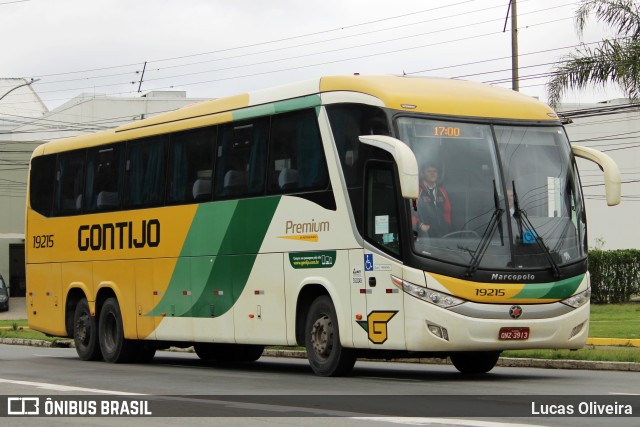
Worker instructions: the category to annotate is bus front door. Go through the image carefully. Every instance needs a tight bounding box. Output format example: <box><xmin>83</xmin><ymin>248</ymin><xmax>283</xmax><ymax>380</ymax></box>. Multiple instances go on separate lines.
<box><xmin>361</xmin><ymin>161</ymin><xmax>406</xmax><ymax>350</ymax></box>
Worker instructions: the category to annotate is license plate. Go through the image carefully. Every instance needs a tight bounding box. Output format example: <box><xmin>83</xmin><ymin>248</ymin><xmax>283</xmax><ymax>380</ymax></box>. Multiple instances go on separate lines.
<box><xmin>499</xmin><ymin>327</ymin><xmax>530</xmax><ymax>340</ymax></box>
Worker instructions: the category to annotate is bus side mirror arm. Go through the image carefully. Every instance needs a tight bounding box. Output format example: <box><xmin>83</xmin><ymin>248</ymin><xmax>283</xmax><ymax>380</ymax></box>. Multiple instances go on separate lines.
<box><xmin>571</xmin><ymin>144</ymin><xmax>621</xmax><ymax>206</ymax></box>
<box><xmin>359</xmin><ymin>135</ymin><xmax>419</xmax><ymax>199</ymax></box>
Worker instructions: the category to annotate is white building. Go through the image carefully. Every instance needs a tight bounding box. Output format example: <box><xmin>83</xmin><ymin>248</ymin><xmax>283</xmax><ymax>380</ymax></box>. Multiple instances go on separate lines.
<box><xmin>559</xmin><ymin>99</ymin><xmax>640</xmax><ymax>251</ymax></box>
<box><xmin>0</xmin><ymin>81</ymin><xmax>206</xmax><ymax>295</ymax></box>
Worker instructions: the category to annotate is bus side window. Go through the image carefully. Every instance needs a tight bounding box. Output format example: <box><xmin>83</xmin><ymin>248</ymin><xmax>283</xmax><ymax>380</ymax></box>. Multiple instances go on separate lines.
<box><xmin>268</xmin><ymin>109</ymin><xmax>327</xmax><ymax>194</ymax></box>
<box><xmin>168</xmin><ymin>127</ymin><xmax>216</xmax><ymax>203</ymax></box>
<box><xmin>326</xmin><ymin>104</ymin><xmax>389</xmax><ymax>189</ymax></box>
<box><xmin>85</xmin><ymin>145</ymin><xmax>124</xmax><ymax>212</ymax></box>
<box><xmin>53</xmin><ymin>150</ymin><xmax>85</xmax><ymax>216</ymax></box>
<box><xmin>214</xmin><ymin>119</ymin><xmax>268</xmax><ymax>198</ymax></box>
<box><xmin>29</xmin><ymin>154</ymin><xmax>56</xmax><ymax>217</ymax></box>
<box><xmin>125</xmin><ymin>137</ymin><xmax>167</xmax><ymax>208</ymax></box>
<box><xmin>365</xmin><ymin>161</ymin><xmax>401</xmax><ymax>257</ymax></box>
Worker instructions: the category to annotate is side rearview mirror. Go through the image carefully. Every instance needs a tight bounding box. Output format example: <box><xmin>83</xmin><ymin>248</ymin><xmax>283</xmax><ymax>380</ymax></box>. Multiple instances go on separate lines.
<box><xmin>571</xmin><ymin>144</ymin><xmax>621</xmax><ymax>206</ymax></box>
<box><xmin>359</xmin><ymin>135</ymin><xmax>419</xmax><ymax>199</ymax></box>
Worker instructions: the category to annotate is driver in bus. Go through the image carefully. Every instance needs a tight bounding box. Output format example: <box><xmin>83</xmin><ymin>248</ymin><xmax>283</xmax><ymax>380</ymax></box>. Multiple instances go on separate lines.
<box><xmin>413</xmin><ymin>162</ymin><xmax>451</xmax><ymax>238</ymax></box>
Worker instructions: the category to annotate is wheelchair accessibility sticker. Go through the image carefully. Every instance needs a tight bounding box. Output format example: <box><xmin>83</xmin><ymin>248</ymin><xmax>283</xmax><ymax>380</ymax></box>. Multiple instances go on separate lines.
<box><xmin>364</xmin><ymin>254</ymin><xmax>374</xmax><ymax>271</ymax></box>
<box><xmin>364</xmin><ymin>253</ymin><xmax>391</xmax><ymax>272</ymax></box>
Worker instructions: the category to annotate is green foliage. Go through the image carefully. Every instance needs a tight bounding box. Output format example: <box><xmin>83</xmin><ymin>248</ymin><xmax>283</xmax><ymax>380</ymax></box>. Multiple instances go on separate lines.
<box><xmin>503</xmin><ymin>347</ymin><xmax>640</xmax><ymax>363</ymax></box>
<box><xmin>590</xmin><ymin>303</ymin><xmax>640</xmax><ymax>337</ymax></box>
<box><xmin>589</xmin><ymin>249</ymin><xmax>640</xmax><ymax>303</ymax></box>
<box><xmin>546</xmin><ymin>0</ymin><xmax>640</xmax><ymax>108</ymax></box>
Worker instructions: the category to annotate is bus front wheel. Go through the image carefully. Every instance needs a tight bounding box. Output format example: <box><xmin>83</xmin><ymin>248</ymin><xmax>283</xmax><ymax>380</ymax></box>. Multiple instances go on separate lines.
<box><xmin>73</xmin><ymin>298</ymin><xmax>102</xmax><ymax>361</ymax></box>
<box><xmin>450</xmin><ymin>351</ymin><xmax>501</xmax><ymax>374</ymax></box>
<box><xmin>98</xmin><ymin>297</ymin><xmax>137</xmax><ymax>363</ymax></box>
<box><xmin>304</xmin><ymin>295</ymin><xmax>356</xmax><ymax>377</ymax></box>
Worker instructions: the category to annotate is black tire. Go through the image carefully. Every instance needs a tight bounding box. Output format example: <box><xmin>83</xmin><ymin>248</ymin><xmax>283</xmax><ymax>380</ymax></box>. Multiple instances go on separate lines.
<box><xmin>194</xmin><ymin>343</ymin><xmax>264</xmax><ymax>362</ymax></box>
<box><xmin>450</xmin><ymin>351</ymin><xmax>501</xmax><ymax>374</ymax></box>
<box><xmin>98</xmin><ymin>297</ymin><xmax>137</xmax><ymax>363</ymax></box>
<box><xmin>194</xmin><ymin>343</ymin><xmax>216</xmax><ymax>360</ymax></box>
<box><xmin>73</xmin><ymin>298</ymin><xmax>102</xmax><ymax>361</ymax></box>
<box><xmin>305</xmin><ymin>295</ymin><xmax>356</xmax><ymax>377</ymax></box>
<box><xmin>134</xmin><ymin>341</ymin><xmax>157</xmax><ymax>363</ymax></box>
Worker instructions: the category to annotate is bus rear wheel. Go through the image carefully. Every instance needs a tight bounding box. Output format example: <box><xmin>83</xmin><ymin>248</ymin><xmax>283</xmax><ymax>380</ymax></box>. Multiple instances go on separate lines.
<box><xmin>98</xmin><ymin>297</ymin><xmax>138</xmax><ymax>363</ymax></box>
<box><xmin>134</xmin><ymin>342</ymin><xmax>156</xmax><ymax>363</ymax></box>
<box><xmin>194</xmin><ymin>343</ymin><xmax>264</xmax><ymax>362</ymax></box>
<box><xmin>450</xmin><ymin>351</ymin><xmax>501</xmax><ymax>374</ymax></box>
<box><xmin>305</xmin><ymin>295</ymin><xmax>356</xmax><ymax>377</ymax></box>
<box><xmin>73</xmin><ymin>298</ymin><xmax>102</xmax><ymax>361</ymax></box>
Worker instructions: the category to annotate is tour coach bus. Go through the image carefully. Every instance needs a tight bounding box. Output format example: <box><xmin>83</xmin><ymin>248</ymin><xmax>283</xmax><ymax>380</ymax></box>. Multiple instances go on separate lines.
<box><xmin>26</xmin><ymin>75</ymin><xmax>620</xmax><ymax>376</ymax></box>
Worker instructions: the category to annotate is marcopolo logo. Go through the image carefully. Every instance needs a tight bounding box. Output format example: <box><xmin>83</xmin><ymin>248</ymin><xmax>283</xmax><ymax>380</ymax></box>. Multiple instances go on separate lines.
<box><xmin>491</xmin><ymin>273</ymin><xmax>536</xmax><ymax>282</ymax></box>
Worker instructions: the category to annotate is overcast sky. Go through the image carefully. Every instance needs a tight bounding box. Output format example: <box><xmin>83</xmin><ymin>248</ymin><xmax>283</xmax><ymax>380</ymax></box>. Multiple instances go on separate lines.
<box><xmin>1</xmin><ymin>0</ymin><xmax>627</xmax><ymax>110</ymax></box>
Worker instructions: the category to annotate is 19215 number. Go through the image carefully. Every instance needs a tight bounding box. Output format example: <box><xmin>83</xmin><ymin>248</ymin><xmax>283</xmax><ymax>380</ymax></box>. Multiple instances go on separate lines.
<box><xmin>33</xmin><ymin>234</ymin><xmax>54</xmax><ymax>249</ymax></box>
<box><xmin>475</xmin><ymin>288</ymin><xmax>506</xmax><ymax>297</ymax></box>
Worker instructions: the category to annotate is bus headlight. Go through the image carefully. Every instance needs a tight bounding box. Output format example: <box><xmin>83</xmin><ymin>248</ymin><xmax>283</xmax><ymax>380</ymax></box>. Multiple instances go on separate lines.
<box><xmin>391</xmin><ymin>276</ymin><xmax>465</xmax><ymax>308</ymax></box>
<box><xmin>0</xmin><ymin>295</ymin><xmax>7</xmax><ymax>302</ymax></box>
<box><xmin>561</xmin><ymin>287</ymin><xmax>591</xmax><ymax>308</ymax></box>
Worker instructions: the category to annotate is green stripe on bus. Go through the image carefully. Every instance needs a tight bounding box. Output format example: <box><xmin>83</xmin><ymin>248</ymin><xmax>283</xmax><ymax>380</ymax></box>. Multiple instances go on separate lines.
<box><xmin>233</xmin><ymin>95</ymin><xmax>321</xmax><ymax>121</ymax></box>
<box><xmin>147</xmin><ymin>196</ymin><xmax>281</xmax><ymax>318</ymax></box>
<box><xmin>512</xmin><ymin>274</ymin><xmax>584</xmax><ymax>300</ymax></box>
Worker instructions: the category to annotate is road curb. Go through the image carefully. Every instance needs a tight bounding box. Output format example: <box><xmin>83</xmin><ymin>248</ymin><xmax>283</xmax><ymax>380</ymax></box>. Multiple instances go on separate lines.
<box><xmin>262</xmin><ymin>349</ymin><xmax>640</xmax><ymax>372</ymax></box>
<box><xmin>587</xmin><ymin>337</ymin><xmax>640</xmax><ymax>347</ymax></box>
<box><xmin>2</xmin><ymin>338</ymin><xmax>638</xmax><ymax>372</ymax></box>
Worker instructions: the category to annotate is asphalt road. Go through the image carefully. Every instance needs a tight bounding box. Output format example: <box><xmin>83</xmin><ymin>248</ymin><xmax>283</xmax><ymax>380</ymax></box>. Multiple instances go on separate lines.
<box><xmin>0</xmin><ymin>297</ymin><xmax>24</xmax><ymax>321</ymax></box>
<box><xmin>0</xmin><ymin>343</ymin><xmax>638</xmax><ymax>427</ymax></box>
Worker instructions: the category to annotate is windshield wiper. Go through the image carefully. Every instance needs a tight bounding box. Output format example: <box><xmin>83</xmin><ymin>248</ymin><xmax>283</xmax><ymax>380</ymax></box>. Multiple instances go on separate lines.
<box><xmin>511</xmin><ymin>182</ymin><xmax>562</xmax><ymax>278</ymax></box>
<box><xmin>464</xmin><ymin>181</ymin><xmax>504</xmax><ymax>278</ymax></box>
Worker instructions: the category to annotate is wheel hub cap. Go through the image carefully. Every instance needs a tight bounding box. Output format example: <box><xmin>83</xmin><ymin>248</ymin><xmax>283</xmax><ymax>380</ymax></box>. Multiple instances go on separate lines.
<box><xmin>311</xmin><ymin>315</ymin><xmax>333</xmax><ymax>358</ymax></box>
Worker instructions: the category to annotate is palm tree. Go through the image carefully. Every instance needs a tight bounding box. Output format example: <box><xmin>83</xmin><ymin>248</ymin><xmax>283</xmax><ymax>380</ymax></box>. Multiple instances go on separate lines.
<box><xmin>546</xmin><ymin>0</ymin><xmax>640</xmax><ymax>108</ymax></box>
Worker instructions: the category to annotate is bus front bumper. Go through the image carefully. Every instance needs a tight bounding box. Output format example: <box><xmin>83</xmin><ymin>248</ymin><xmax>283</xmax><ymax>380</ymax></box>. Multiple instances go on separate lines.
<box><xmin>403</xmin><ymin>295</ymin><xmax>590</xmax><ymax>352</ymax></box>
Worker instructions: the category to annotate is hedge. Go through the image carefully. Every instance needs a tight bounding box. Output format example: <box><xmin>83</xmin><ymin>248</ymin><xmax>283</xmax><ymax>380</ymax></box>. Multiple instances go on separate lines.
<box><xmin>588</xmin><ymin>249</ymin><xmax>640</xmax><ymax>304</ymax></box>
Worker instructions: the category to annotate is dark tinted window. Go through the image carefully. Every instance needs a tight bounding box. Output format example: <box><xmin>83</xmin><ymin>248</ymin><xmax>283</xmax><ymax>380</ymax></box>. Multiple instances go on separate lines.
<box><xmin>168</xmin><ymin>127</ymin><xmax>216</xmax><ymax>203</ymax></box>
<box><xmin>326</xmin><ymin>104</ymin><xmax>389</xmax><ymax>188</ymax></box>
<box><xmin>268</xmin><ymin>109</ymin><xmax>328</xmax><ymax>194</ymax></box>
<box><xmin>53</xmin><ymin>150</ymin><xmax>85</xmax><ymax>216</ymax></box>
<box><xmin>126</xmin><ymin>136</ymin><xmax>167</xmax><ymax>208</ymax></box>
<box><xmin>29</xmin><ymin>155</ymin><xmax>56</xmax><ymax>216</ymax></box>
<box><xmin>366</xmin><ymin>162</ymin><xmax>401</xmax><ymax>257</ymax></box>
<box><xmin>85</xmin><ymin>145</ymin><xmax>124</xmax><ymax>212</ymax></box>
<box><xmin>214</xmin><ymin>119</ymin><xmax>269</xmax><ymax>198</ymax></box>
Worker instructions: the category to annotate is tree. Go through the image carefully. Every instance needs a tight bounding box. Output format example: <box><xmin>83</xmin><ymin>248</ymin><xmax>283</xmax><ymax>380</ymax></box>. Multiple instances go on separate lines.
<box><xmin>546</xmin><ymin>0</ymin><xmax>640</xmax><ymax>108</ymax></box>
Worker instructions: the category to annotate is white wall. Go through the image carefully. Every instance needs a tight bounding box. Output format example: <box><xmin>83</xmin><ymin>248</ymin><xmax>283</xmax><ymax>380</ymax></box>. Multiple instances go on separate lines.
<box><xmin>561</xmin><ymin>100</ymin><xmax>640</xmax><ymax>250</ymax></box>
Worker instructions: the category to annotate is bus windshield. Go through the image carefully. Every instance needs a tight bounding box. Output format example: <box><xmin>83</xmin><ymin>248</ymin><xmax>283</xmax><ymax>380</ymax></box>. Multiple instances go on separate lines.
<box><xmin>397</xmin><ymin>117</ymin><xmax>586</xmax><ymax>272</ymax></box>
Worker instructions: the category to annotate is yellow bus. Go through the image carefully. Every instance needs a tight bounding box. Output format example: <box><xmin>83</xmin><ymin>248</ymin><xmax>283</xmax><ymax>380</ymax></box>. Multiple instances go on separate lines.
<box><xmin>26</xmin><ymin>75</ymin><xmax>620</xmax><ymax>376</ymax></box>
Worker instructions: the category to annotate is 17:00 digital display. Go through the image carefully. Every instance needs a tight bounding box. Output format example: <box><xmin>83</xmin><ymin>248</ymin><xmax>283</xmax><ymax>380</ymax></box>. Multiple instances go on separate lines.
<box><xmin>434</xmin><ymin>126</ymin><xmax>461</xmax><ymax>137</ymax></box>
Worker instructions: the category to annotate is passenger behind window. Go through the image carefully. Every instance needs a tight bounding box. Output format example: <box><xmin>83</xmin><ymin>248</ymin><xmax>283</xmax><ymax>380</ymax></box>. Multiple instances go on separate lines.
<box><xmin>412</xmin><ymin>162</ymin><xmax>451</xmax><ymax>238</ymax></box>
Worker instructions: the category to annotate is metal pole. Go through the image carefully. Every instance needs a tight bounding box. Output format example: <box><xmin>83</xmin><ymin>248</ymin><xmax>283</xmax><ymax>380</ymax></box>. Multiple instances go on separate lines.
<box><xmin>511</xmin><ymin>0</ymin><xmax>519</xmax><ymax>91</ymax></box>
<box><xmin>138</xmin><ymin>62</ymin><xmax>147</xmax><ymax>93</ymax></box>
